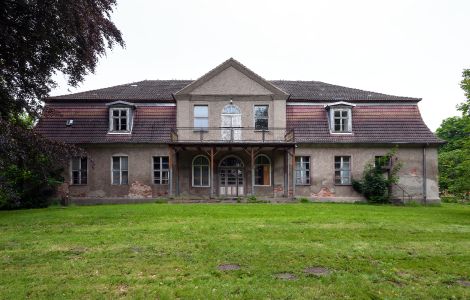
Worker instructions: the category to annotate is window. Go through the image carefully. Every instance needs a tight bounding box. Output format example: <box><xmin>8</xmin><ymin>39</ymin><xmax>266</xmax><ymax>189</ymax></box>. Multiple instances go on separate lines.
<box><xmin>153</xmin><ymin>156</ymin><xmax>169</xmax><ymax>184</ymax></box>
<box><xmin>255</xmin><ymin>155</ymin><xmax>271</xmax><ymax>186</ymax></box>
<box><xmin>335</xmin><ymin>156</ymin><xmax>351</xmax><ymax>185</ymax></box>
<box><xmin>375</xmin><ymin>156</ymin><xmax>391</xmax><ymax>169</ymax></box>
<box><xmin>296</xmin><ymin>156</ymin><xmax>310</xmax><ymax>185</ymax></box>
<box><xmin>194</xmin><ymin>105</ymin><xmax>208</xmax><ymax>129</ymax></box>
<box><xmin>254</xmin><ymin>105</ymin><xmax>268</xmax><ymax>130</ymax></box>
<box><xmin>112</xmin><ymin>156</ymin><xmax>128</xmax><ymax>185</ymax></box>
<box><xmin>192</xmin><ymin>155</ymin><xmax>210</xmax><ymax>187</ymax></box>
<box><xmin>110</xmin><ymin>108</ymin><xmax>130</xmax><ymax>132</ymax></box>
<box><xmin>71</xmin><ymin>157</ymin><xmax>87</xmax><ymax>185</ymax></box>
<box><xmin>331</xmin><ymin>108</ymin><xmax>351</xmax><ymax>133</ymax></box>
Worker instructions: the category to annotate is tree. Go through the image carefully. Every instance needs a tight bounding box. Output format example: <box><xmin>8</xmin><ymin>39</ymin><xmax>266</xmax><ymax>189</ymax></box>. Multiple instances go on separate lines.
<box><xmin>436</xmin><ymin>69</ymin><xmax>470</xmax><ymax>199</ymax></box>
<box><xmin>0</xmin><ymin>0</ymin><xmax>124</xmax><ymax>209</ymax></box>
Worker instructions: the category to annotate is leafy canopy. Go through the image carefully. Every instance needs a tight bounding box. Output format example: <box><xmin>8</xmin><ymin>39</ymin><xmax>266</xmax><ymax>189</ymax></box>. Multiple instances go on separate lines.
<box><xmin>0</xmin><ymin>0</ymin><xmax>123</xmax><ymax>209</ymax></box>
<box><xmin>436</xmin><ymin>69</ymin><xmax>470</xmax><ymax>199</ymax></box>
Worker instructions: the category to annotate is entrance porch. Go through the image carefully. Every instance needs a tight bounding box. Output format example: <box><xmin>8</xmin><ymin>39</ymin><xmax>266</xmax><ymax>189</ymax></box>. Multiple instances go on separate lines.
<box><xmin>168</xmin><ymin>143</ymin><xmax>296</xmax><ymax>199</ymax></box>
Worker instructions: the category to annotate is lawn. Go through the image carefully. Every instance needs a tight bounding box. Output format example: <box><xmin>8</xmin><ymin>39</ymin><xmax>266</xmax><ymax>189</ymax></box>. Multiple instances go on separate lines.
<box><xmin>0</xmin><ymin>203</ymin><xmax>469</xmax><ymax>299</ymax></box>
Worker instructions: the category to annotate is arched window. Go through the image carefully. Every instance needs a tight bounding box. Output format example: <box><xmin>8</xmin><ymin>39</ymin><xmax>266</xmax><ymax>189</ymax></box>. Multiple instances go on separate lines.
<box><xmin>192</xmin><ymin>155</ymin><xmax>210</xmax><ymax>187</ymax></box>
<box><xmin>254</xmin><ymin>155</ymin><xmax>271</xmax><ymax>186</ymax></box>
<box><xmin>222</xmin><ymin>104</ymin><xmax>241</xmax><ymax>114</ymax></box>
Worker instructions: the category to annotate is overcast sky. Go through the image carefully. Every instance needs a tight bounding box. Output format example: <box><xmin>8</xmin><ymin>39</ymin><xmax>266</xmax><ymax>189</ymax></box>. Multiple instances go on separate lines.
<box><xmin>51</xmin><ymin>0</ymin><xmax>470</xmax><ymax>131</ymax></box>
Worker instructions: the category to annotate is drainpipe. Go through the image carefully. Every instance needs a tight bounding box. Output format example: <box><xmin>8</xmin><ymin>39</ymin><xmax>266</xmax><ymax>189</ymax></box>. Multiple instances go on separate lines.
<box><xmin>422</xmin><ymin>145</ymin><xmax>427</xmax><ymax>205</ymax></box>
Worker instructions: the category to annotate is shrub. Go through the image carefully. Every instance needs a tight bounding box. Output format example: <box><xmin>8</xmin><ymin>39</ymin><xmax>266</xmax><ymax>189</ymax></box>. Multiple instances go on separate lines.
<box><xmin>299</xmin><ymin>197</ymin><xmax>310</xmax><ymax>203</ymax></box>
<box><xmin>352</xmin><ymin>148</ymin><xmax>402</xmax><ymax>204</ymax></box>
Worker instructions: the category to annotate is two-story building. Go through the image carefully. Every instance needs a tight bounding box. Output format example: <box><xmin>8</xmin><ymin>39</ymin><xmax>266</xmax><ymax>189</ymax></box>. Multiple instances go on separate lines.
<box><xmin>36</xmin><ymin>58</ymin><xmax>442</xmax><ymax>203</ymax></box>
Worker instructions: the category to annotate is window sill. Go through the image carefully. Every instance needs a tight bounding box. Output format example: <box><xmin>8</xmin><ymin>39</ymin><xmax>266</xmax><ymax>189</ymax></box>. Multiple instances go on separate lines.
<box><xmin>192</xmin><ymin>185</ymin><xmax>211</xmax><ymax>188</ymax></box>
<box><xmin>70</xmin><ymin>184</ymin><xmax>87</xmax><ymax>186</ymax></box>
<box><xmin>295</xmin><ymin>184</ymin><xmax>311</xmax><ymax>186</ymax></box>
<box><xmin>334</xmin><ymin>183</ymin><xmax>352</xmax><ymax>186</ymax></box>
<box><xmin>330</xmin><ymin>132</ymin><xmax>353</xmax><ymax>135</ymax></box>
<box><xmin>254</xmin><ymin>129</ymin><xmax>270</xmax><ymax>132</ymax></box>
<box><xmin>254</xmin><ymin>184</ymin><xmax>271</xmax><ymax>187</ymax></box>
<box><xmin>107</xmin><ymin>131</ymin><xmax>132</xmax><ymax>135</ymax></box>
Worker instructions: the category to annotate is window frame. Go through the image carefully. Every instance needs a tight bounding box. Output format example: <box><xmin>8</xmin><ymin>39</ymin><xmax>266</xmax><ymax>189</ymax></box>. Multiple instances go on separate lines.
<box><xmin>295</xmin><ymin>156</ymin><xmax>311</xmax><ymax>185</ymax></box>
<box><xmin>70</xmin><ymin>157</ymin><xmax>87</xmax><ymax>185</ymax></box>
<box><xmin>192</xmin><ymin>155</ymin><xmax>210</xmax><ymax>187</ymax></box>
<box><xmin>109</xmin><ymin>107</ymin><xmax>131</xmax><ymax>133</ymax></box>
<box><xmin>153</xmin><ymin>156</ymin><xmax>169</xmax><ymax>185</ymax></box>
<box><xmin>193</xmin><ymin>105</ymin><xmax>209</xmax><ymax>131</ymax></box>
<box><xmin>254</xmin><ymin>154</ymin><xmax>271</xmax><ymax>186</ymax></box>
<box><xmin>254</xmin><ymin>104</ymin><xmax>269</xmax><ymax>131</ymax></box>
<box><xmin>111</xmin><ymin>155</ymin><xmax>129</xmax><ymax>185</ymax></box>
<box><xmin>334</xmin><ymin>156</ymin><xmax>352</xmax><ymax>185</ymax></box>
<box><xmin>330</xmin><ymin>107</ymin><xmax>352</xmax><ymax>134</ymax></box>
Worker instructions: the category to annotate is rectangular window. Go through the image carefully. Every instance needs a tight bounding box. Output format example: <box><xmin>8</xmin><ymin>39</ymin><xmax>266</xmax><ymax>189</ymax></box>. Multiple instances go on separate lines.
<box><xmin>111</xmin><ymin>108</ymin><xmax>130</xmax><ymax>132</ymax></box>
<box><xmin>333</xmin><ymin>109</ymin><xmax>350</xmax><ymax>132</ymax></box>
<box><xmin>153</xmin><ymin>156</ymin><xmax>169</xmax><ymax>184</ymax></box>
<box><xmin>194</xmin><ymin>105</ymin><xmax>208</xmax><ymax>129</ymax></box>
<box><xmin>375</xmin><ymin>156</ymin><xmax>391</xmax><ymax>168</ymax></box>
<box><xmin>71</xmin><ymin>157</ymin><xmax>87</xmax><ymax>185</ymax></box>
<box><xmin>335</xmin><ymin>156</ymin><xmax>351</xmax><ymax>185</ymax></box>
<box><xmin>254</xmin><ymin>105</ymin><xmax>269</xmax><ymax>130</ymax></box>
<box><xmin>295</xmin><ymin>156</ymin><xmax>310</xmax><ymax>185</ymax></box>
<box><xmin>112</xmin><ymin>156</ymin><xmax>128</xmax><ymax>185</ymax></box>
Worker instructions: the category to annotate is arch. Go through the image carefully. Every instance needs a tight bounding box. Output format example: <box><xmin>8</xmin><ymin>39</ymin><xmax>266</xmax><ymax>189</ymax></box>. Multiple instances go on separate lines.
<box><xmin>222</xmin><ymin>104</ymin><xmax>241</xmax><ymax>114</ymax></box>
<box><xmin>254</xmin><ymin>154</ymin><xmax>271</xmax><ymax>186</ymax></box>
<box><xmin>218</xmin><ymin>155</ymin><xmax>244</xmax><ymax>168</ymax></box>
<box><xmin>192</xmin><ymin>155</ymin><xmax>210</xmax><ymax>187</ymax></box>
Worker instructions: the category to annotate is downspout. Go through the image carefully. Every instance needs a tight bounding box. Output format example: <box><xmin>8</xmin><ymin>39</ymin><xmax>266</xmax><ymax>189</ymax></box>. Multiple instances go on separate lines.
<box><xmin>422</xmin><ymin>145</ymin><xmax>427</xmax><ymax>205</ymax></box>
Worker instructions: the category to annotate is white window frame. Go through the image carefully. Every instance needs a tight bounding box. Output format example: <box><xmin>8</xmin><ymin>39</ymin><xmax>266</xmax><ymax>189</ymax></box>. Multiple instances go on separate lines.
<box><xmin>109</xmin><ymin>107</ymin><xmax>131</xmax><ymax>133</ymax></box>
<box><xmin>194</xmin><ymin>105</ymin><xmax>209</xmax><ymax>130</ymax></box>
<box><xmin>70</xmin><ymin>157</ymin><xmax>87</xmax><ymax>185</ymax></box>
<box><xmin>330</xmin><ymin>107</ymin><xmax>352</xmax><ymax>133</ymax></box>
<box><xmin>192</xmin><ymin>155</ymin><xmax>210</xmax><ymax>187</ymax></box>
<box><xmin>254</xmin><ymin>154</ymin><xmax>271</xmax><ymax>186</ymax></box>
<box><xmin>111</xmin><ymin>155</ymin><xmax>129</xmax><ymax>185</ymax></box>
<box><xmin>254</xmin><ymin>104</ymin><xmax>269</xmax><ymax>131</ymax></box>
<box><xmin>295</xmin><ymin>156</ymin><xmax>311</xmax><ymax>185</ymax></box>
<box><xmin>334</xmin><ymin>156</ymin><xmax>351</xmax><ymax>185</ymax></box>
<box><xmin>153</xmin><ymin>156</ymin><xmax>169</xmax><ymax>185</ymax></box>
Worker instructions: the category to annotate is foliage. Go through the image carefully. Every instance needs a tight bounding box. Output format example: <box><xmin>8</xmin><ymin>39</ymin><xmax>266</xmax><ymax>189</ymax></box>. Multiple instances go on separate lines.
<box><xmin>0</xmin><ymin>118</ymin><xmax>84</xmax><ymax>209</ymax></box>
<box><xmin>352</xmin><ymin>148</ymin><xmax>402</xmax><ymax>203</ymax></box>
<box><xmin>0</xmin><ymin>0</ymin><xmax>124</xmax><ymax>118</ymax></box>
<box><xmin>299</xmin><ymin>197</ymin><xmax>310</xmax><ymax>203</ymax></box>
<box><xmin>436</xmin><ymin>69</ymin><xmax>470</xmax><ymax>200</ymax></box>
<box><xmin>0</xmin><ymin>203</ymin><xmax>469</xmax><ymax>299</ymax></box>
<box><xmin>0</xmin><ymin>0</ymin><xmax>123</xmax><ymax>208</ymax></box>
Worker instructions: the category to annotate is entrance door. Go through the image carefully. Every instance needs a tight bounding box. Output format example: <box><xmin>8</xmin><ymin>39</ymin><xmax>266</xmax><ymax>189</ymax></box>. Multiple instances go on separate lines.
<box><xmin>219</xmin><ymin>156</ymin><xmax>244</xmax><ymax>196</ymax></box>
<box><xmin>221</xmin><ymin>104</ymin><xmax>241</xmax><ymax>141</ymax></box>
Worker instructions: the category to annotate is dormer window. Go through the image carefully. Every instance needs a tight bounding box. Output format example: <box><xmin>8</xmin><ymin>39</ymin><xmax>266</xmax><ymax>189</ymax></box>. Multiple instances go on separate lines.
<box><xmin>325</xmin><ymin>101</ymin><xmax>355</xmax><ymax>134</ymax></box>
<box><xmin>107</xmin><ymin>101</ymin><xmax>135</xmax><ymax>133</ymax></box>
<box><xmin>333</xmin><ymin>108</ymin><xmax>350</xmax><ymax>132</ymax></box>
<box><xmin>111</xmin><ymin>108</ymin><xmax>129</xmax><ymax>131</ymax></box>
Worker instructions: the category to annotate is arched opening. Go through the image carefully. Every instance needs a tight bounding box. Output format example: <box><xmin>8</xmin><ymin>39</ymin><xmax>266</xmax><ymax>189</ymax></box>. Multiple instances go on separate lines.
<box><xmin>192</xmin><ymin>155</ymin><xmax>210</xmax><ymax>187</ymax></box>
<box><xmin>254</xmin><ymin>154</ymin><xmax>271</xmax><ymax>186</ymax></box>
<box><xmin>218</xmin><ymin>155</ymin><xmax>244</xmax><ymax>196</ymax></box>
<box><xmin>221</xmin><ymin>104</ymin><xmax>242</xmax><ymax>141</ymax></box>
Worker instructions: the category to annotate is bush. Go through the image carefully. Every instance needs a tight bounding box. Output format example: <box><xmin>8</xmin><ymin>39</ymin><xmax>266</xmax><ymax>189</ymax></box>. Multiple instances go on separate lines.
<box><xmin>298</xmin><ymin>197</ymin><xmax>310</xmax><ymax>203</ymax></box>
<box><xmin>352</xmin><ymin>148</ymin><xmax>402</xmax><ymax>204</ymax></box>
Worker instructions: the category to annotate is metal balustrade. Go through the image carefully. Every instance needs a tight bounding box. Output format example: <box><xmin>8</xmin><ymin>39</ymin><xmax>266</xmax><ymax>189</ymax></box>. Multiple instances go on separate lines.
<box><xmin>170</xmin><ymin>127</ymin><xmax>295</xmax><ymax>143</ymax></box>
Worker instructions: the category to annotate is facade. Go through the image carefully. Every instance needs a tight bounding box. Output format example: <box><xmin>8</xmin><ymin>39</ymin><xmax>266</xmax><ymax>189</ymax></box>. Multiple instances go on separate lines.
<box><xmin>36</xmin><ymin>58</ymin><xmax>442</xmax><ymax>203</ymax></box>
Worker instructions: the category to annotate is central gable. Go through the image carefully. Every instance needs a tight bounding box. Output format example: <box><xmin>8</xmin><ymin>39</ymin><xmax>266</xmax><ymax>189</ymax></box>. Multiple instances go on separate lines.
<box><xmin>175</xmin><ymin>58</ymin><xmax>288</xmax><ymax>97</ymax></box>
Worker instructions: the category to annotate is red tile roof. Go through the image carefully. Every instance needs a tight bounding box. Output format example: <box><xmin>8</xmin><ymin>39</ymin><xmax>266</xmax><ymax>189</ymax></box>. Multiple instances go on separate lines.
<box><xmin>35</xmin><ymin>103</ymin><xmax>175</xmax><ymax>144</ymax></box>
<box><xmin>287</xmin><ymin>105</ymin><xmax>442</xmax><ymax>144</ymax></box>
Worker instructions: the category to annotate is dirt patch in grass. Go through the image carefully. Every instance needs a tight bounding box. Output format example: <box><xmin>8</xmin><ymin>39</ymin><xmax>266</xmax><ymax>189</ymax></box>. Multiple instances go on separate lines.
<box><xmin>457</xmin><ymin>280</ymin><xmax>470</xmax><ymax>287</ymax></box>
<box><xmin>274</xmin><ymin>273</ymin><xmax>297</xmax><ymax>280</ymax></box>
<box><xmin>304</xmin><ymin>267</ymin><xmax>331</xmax><ymax>276</ymax></box>
<box><xmin>218</xmin><ymin>264</ymin><xmax>241</xmax><ymax>271</ymax></box>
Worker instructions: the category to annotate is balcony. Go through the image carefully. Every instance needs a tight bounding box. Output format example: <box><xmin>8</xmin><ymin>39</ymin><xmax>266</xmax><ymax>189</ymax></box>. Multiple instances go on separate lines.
<box><xmin>170</xmin><ymin>127</ymin><xmax>295</xmax><ymax>144</ymax></box>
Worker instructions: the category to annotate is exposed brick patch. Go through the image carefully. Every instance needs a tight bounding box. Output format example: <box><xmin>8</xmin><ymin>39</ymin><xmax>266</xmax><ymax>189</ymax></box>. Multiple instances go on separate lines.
<box><xmin>312</xmin><ymin>187</ymin><xmax>335</xmax><ymax>198</ymax></box>
<box><xmin>128</xmin><ymin>181</ymin><xmax>152</xmax><ymax>198</ymax></box>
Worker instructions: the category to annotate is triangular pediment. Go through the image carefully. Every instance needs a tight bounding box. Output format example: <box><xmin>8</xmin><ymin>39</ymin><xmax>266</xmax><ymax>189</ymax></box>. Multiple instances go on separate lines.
<box><xmin>175</xmin><ymin>58</ymin><xmax>288</xmax><ymax>97</ymax></box>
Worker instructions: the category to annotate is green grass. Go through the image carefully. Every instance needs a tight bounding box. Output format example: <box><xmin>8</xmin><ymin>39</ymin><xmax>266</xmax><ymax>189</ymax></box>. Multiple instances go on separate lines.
<box><xmin>1</xmin><ymin>203</ymin><xmax>469</xmax><ymax>299</ymax></box>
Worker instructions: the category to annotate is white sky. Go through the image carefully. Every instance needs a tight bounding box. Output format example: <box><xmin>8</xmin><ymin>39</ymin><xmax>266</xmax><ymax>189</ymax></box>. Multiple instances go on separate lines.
<box><xmin>51</xmin><ymin>0</ymin><xmax>470</xmax><ymax>131</ymax></box>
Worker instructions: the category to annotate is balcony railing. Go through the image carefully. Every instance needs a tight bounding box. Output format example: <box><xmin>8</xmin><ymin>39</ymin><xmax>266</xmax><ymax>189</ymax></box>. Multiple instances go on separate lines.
<box><xmin>170</xmin><ymin>127</ymin><xmax>295</xmax><ymax>143</ymax></box>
